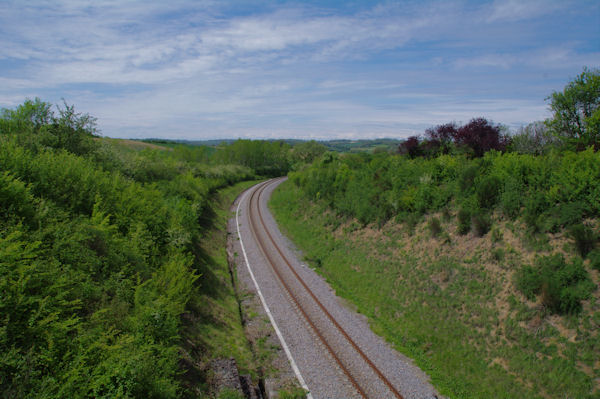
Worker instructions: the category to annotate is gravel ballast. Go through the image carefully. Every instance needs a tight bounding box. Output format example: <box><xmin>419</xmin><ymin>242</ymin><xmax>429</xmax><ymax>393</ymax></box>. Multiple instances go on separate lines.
<box><xmin>230</xmin><ymin>179</ymin><xmax>441</xmax><ymax>399</ymax></box>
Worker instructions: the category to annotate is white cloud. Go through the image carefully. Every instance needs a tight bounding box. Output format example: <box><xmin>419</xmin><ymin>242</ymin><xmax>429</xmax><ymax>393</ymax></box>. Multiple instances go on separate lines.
<box><xmin>0</xmin><ymin>0</ymin><xmax>596</xmax><ymax>139</ymax></box>
<box><xmin>453</xmin><ymin>45</ymin><xmax>600</xmax><ymax>70</ymax></box>
<box><xmin>1</xmin><ymin>1</ymin><xmax>446</xmax><ymax>88</ymax></box>
<box><xmin>487</xmin><ymin>0</ymin><xmax>563</xmax><ymax>22</ymax></box>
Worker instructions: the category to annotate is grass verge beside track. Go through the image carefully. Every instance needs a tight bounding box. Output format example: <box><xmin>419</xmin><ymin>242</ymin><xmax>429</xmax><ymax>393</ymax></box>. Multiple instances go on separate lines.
<box><xmin>269</xmin><ymin>180</ymin><xmax>599</xmax><ymax>399</ymax></box>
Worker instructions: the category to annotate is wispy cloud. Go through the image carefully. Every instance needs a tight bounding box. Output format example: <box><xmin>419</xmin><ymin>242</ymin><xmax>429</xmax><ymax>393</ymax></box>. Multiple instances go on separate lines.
<box><xmin>486</xmin><ymin>0</ymin><xmax>564</xmax><ymax>22</ymax></box>
<box><xmin>0</xmin><ymin>0</ymin><xmax>597</xmax><ymax>139</ymax></box>
<box><xmin>453</xmin><ymin>46</ymin><xmax>600</xmax><ymax>70</ymax></box>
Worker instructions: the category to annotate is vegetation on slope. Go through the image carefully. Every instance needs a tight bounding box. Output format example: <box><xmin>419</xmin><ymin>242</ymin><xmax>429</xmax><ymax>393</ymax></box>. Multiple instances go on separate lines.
<box><xmin>0</xmin><ymin>99</ymin><xmax>289</xmax><ymax>398</ymax></box>
<box><xmin>271</xmin><ymin>179</ymin><xmax>599</xmax><ymax>398</ymax></box>
<box><xmin>269</xmin><ymin>70</ymin><xmax>600</xmax><ymax>398</ymax></box>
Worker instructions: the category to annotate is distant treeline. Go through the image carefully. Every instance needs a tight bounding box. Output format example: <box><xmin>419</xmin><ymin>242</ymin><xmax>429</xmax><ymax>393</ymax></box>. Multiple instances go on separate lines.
<box><xmin>143</xmin><ymin>138</ymin><xmax>403</xmax><ymax>155</ymax></box>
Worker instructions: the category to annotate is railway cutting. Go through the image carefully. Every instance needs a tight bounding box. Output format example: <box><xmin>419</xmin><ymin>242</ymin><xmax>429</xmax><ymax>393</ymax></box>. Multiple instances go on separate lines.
<box><xmin>232</xmin><ymin>178</ymin><xmax>441</xmax><ymax>399</ymax></box>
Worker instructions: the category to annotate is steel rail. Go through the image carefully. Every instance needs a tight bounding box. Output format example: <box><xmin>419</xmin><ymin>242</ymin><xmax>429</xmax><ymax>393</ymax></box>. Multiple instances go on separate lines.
<box><xmin>248</xmin><ymin>178</ymin><xmax>404</xmax><ymax>399</ymax></box>
<box><xmin>246</xmin><ymin>179</ymin><xmax>367</xmax><ymax>398</ymax></box>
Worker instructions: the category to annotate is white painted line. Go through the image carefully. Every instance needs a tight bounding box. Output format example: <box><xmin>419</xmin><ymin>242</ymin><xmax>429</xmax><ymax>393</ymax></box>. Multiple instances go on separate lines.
<box><xmin>236</xmin><ymin>184</ymin><xmax>313</xmax><ymax>399</ymax></box>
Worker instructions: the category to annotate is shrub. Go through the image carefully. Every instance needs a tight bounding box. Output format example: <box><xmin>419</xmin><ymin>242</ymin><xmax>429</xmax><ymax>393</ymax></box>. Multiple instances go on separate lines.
<box><xmin>523</xmin><ymin>191</ymin><xmax>549</xmax><ymax>232</ymax></box>
<box><xmin>569</xmin><ymin>223</ymin><xmax>597</xmax><ymax>257</ymax></box>
<box><xmin>588</xmin><ymin>249</ymin><xmax>600</xmax><ymax>271</ymax></box>
<box><xmin>398</xmin><ymin>136</ymin><xmax>422</xmax><ymax>158</ymax></box>
<box><xmin>428</xmin><ymin>217</ymin><xmax>443</xmax><ymax>237</ymax></box>
<box><xmin>516</xmin><ymin>264</ymin><xmax>539</xmax><ymax>300</ymax></box>
<box><xmin>459</xmin><ymin>164</ymin><xmax>478</xmax><ymax>192</ymax></box>
<box><xmin>492</xmin><ymin>248</ymin><xmax>505</xmax><ymax>262</ymax></box>
<box><xmin>500</xmin><ymin>177</ymin><xmax>522</xmax><ymax>219</ymax></box>
<box><xmin>491</xmin><ymin>227</ymin><xmax>503</xmax><ymax>243</ymax></box>
<box><xmin>555</xmin><ymin>201</ymin><xmax>586</xmax><ymax>227</ymax></box>
<box><xmin>516</xmin><ymin>254</ymin><xmax>594</xmax><ymax>314</ymax></box>
<box><xmin>457</xmin><ymin>207</ymin><xmax>472</xmax><ymax>235</ymax></box>
<box><xmin>441</xmin><ymin>206</ymin><xmax>452</xmax><ymax>221</ymax></box>
<box><xmin>476</xmin><ymin>175</ymin><xmax>502</xmax><ymax>209</ymax></box>
<box><xmin>472</xmin><ymin>210</ymin><xmax>492</xmax><ymax>237</ymax></box>
<box><xmin>403</xmin><ymin>212</ymin><xmax>421</xmax><ymax>235</ymax></box>
<box><xmin>0</xmin><ymin>172</ymin><xmax>37</xmax><ymax>224</ymax></box>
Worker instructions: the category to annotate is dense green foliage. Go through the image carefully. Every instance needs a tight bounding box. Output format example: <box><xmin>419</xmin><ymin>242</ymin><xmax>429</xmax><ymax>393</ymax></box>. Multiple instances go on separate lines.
<box><xmin>212</xmin><ymin>139</ymin><xmax>291</xmax><ymax>176</ymax></box>
<box><xmin>547</xmin><ymin>67</ymin><xmax>600</xmax><ymax>150</ymax></box>
<box><xmin>272</xmin><ymin>71</ymin><xmax>599</xmax><ymax>397</ymax></box>
<box><xmin>0</xmin><ymin>100</ymin><xmax>262</xmax><ymax>398</ymax></box>
<box><xmin>318</xmin><ymin>138</ymin><xmax>403</xmax><ymax>153</ymax></box>
<box><xmin>145</xmin><ymin>137</ymin><xmax>397</xmax><ymax>156</ymax></box>
<box><xmin>289</xmin><ymin>148</ymin><xmax>599</xmax><ymax>313</ymax></box>
<box><xmin>516</xmin><ymin>254</ymin><xmax>595</xmax><ymax>314</ymax></box>
<box><xmin>290</xmin><ymin>149</ymin><xmax>600</xmax><ymax>228</ymax></box>
<box><xmin>270</xmin><ymin>183</ymin><xmax>599</xmax><ymax>399</ymax></box>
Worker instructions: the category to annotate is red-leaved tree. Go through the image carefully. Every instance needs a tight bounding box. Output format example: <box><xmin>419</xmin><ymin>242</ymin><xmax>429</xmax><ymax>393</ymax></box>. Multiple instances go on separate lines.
<box><xmin>398</xmin><ymin>136</ymin><xmax>422</xmax><ymax>158</ymax></box>
<box><xmin>454</xmin><ymin>117</ymin><xmax>506</xmax><ymax>157</ymax></box>
<box><xmin>424</xmin><ymin>122</ymin><xmax>458</xmax><ymax>155</ymax></box>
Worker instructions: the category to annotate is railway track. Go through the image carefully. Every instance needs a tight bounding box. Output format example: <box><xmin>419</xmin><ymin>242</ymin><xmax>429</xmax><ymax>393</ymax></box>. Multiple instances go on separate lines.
<box><xmin>244</xmin><ymin>179</ymin><xmax>405</xmax><ymax>399</ymax></box>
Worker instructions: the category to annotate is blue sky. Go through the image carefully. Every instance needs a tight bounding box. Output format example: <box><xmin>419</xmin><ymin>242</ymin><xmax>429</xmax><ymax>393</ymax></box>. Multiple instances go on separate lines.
<box><xmin>1</xmin><ymin>0</ymin><xmax>598</xmax><ymax>140</ymax></box>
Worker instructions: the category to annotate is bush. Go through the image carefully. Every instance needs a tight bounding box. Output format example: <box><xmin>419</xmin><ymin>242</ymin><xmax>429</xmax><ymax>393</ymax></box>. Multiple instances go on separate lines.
<box><xmin>0</xmin><ymin>172</ymin><xmax>37</xmax><ymax>224</ymax></box>
<box><xmin>588</xmin><ymin>249</ymin><xmax>600</xmax><ymax>271</ymax></box>
<box><xmin>558</xmin><ymin>201</ymin><xmax>586</xmax><ymax>227</ymax></box>
<box><xmin>459</xmin><ymin>164</ymin><xmax>478</xmax><ymax>192</ymax></box>
<box><xmin>403</xmin><ymin>212</ymin><xmax>421</xmax><ymax>235</ymax></box>
<box><xmin>0</xmin><ymin>99</ymin><xmax>261</xmax><ymax>398</ymax></box>
<box><xmin>516</xmin><ymin>264</ymin><xmax>539</xmax><ymax>300</ymax></box>
<box><xmin>457</xmin><ymin>207</ymin><xmax>472</xmax><ymax>235</ymax></box>
<box><xmin>492</xmin><ymin>248</ymin><xmax>505</xmax><ymax>262</ymax></box>
<box><xmin>476</xmin><ymin>175</ymin><xmax>502</xmax><ymax>209</ymax></box>
<box><xmin>428</xmin><ymin>217</ymin><xmax>443</xmax><ymax>237</ymax></box>
<box><xmin>217</xmin><ymin>388</ymin><xmax>245</xmax><ymax>399</ymax></box>
<box><xmin>516</xmin><ymin>254</ymin><xmax>594</xmax><ymax>314</ymax></box>
<box><xmin>523</xmin><ymin>191</ymin><xmax>549</xmax><ymax>232</ymax></box>
<box><xmin>472</xmin><ymin>210</ymin><xmax>492</xmax><ymax>237</ymax></box>
<box><xmin>569</xmin><ymin>223</ymin><xmax>597</xmax><ymax>257</ymax></box>
<box><xmin>500</xmin><ymin>177</ymin><xmax>522</xmax><ymax>219</ymax></box>
<box><xmin>491</xmin><ymin>227</ymin><xmax>503</xmax><ymax>243</ymax></box>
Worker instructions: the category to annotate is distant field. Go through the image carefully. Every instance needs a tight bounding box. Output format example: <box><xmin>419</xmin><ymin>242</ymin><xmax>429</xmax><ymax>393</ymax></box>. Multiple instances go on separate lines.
<box><xmin>100</xmin><ymin>137</ymin><xmax>172</xmax><ymax>151</ymax></box>
<box><xmin>137</xmin><ymin>137</ymin><xmax>403</xmax><ymax>154</ymax></box>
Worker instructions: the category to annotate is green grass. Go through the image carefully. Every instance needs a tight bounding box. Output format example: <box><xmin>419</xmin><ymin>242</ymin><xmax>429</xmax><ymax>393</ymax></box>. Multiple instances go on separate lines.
<box><xmin>180</xmin><ymin>180</ymin><xmax>261</xmax><ymax>395</ymax></box>
<box><xmin>269</xmin><ymin>180</ymin><xmax>599</xmax><ymax>399</ymax></box>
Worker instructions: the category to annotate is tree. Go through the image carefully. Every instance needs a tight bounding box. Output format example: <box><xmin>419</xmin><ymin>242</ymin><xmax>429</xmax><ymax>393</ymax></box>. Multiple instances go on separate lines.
<box><xmin>510</xmin><ymin>121</ymin><xmax>558</xmax><ymax>155</ymax></box>
<box><xmin>423</xmin><ymin>123</ymin><xmax>457</xmax><ymax>156</ymax></box>
<box><xmin>547</xmin><ymin>67</ymin><xmax>600</xmax><ymax>150</ymax></box>
<box><xmin>0</xmin><ymin>98</ymin><xmax>53</xmax><ymax>135</ymax></box>
<box><xmin>290</xmin><ymin>140</ymin><xmax>327</xmax><ymax>164</ymax></box>
<box><xmin>398</xmin><ymin>136</ymin><xmax>422</xmax><ymax>158</ymax></box>
<box><xmin>1</xmin><ymin>99</ymin><xmax>99</xmax><ymax>155</ymax></box>
<box><xmin>454</xmin><ymin>117</ymin><xmax>506</xmax><ymax>157</ymax></box>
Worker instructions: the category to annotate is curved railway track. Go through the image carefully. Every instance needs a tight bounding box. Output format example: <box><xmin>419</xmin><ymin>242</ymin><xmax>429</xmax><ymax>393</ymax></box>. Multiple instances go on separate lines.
<box><xmin>243</xmin><ymin>178</ymin><xmax>405</xmax><ymax>399</ymax></box>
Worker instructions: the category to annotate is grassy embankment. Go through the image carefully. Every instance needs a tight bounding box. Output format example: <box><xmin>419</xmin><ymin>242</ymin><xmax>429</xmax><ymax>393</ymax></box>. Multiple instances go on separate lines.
<box><xmin>180</xmin><ymin>179</ymin><xmax>263</xmax><ymax>396</ymax></box>
<box><xmin>270</xmin><ymin>178</ymin><xmax>599</xmax><ymax>399</ymax></box>
<box><xmin>0</xmin><ymin>99</ymin><xmax>282</xmax><ymax>398</ymax></box>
